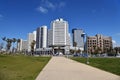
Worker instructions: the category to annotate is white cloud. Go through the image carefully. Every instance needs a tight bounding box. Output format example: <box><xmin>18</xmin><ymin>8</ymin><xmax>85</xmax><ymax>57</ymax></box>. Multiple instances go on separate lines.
<box><xmin>37</xmin><ymin>6</ymin><xmax>48</xmax><ymax>13</ymax></box>
<box><xmin>37</xmin><ymin>0</ymin><xmax>66</xmax><ymax>13</ymax></box>
<box><xmin>112</xmin><ymin>40</ymin><xmax>117</xmax><ymax>47</ymax></box>
<box><xmin>112</xmin><ymin>40</ymin><xmax>120</xmax><ymax>47</ymax></box>
<box><xmin>112</xmin><ymin>40</ymin><xmax>116</xmax><ymax>44</ymax></box>
<box><xmin>45</xmin><ymin>0</ymin><xmax>55</xmax><ymax>10</ymax></box>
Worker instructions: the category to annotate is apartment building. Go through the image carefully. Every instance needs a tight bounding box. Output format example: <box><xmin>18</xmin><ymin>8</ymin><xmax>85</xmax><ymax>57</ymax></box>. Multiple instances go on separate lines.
<box><xmin>87</xmin><ymin>34</ymin><xmax>112</xmax><ymax>53</ymax></box>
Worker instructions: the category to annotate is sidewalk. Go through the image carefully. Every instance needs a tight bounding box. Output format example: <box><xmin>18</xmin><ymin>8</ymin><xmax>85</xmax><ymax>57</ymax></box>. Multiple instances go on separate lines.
<box><xmin>36</xmin><ymin>56</ymin><xmax>120</xmax><ymax>80</ymax></box>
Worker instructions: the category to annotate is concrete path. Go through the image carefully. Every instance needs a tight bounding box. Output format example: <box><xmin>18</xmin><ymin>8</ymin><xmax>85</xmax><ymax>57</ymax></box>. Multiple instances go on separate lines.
<box><xmin>36</xmin><ymin>57</ymin><xmax>120</xmax><ymax>80</ymax></box>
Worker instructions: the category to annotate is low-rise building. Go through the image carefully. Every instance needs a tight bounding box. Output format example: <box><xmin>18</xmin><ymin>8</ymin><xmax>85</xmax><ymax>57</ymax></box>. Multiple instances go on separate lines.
<box><xmin>87</xmin><ymin>34</ymin><xmax>112</xmax><ymax>54</ymax></box>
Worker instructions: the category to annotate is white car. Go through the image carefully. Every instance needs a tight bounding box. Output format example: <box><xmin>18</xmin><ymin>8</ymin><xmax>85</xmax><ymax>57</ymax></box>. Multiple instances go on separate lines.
<box><xmin>116</xmin><ymin>55</ymin><xmax>120</xmax><ymax>58</ymax></box>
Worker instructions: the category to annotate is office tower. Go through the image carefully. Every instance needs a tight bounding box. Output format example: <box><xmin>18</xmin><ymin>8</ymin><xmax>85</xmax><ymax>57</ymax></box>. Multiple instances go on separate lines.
<box><xmin>36</xmin><ymin>26</ymin><xmax>48</xmax><ymax>49</ymax></box>
<box><xmin>72</xmin><ymin>28</ymin><xmax>84</xmax><ymax>50</ymax></box>
<box><xmin>87</xmin><ymin>34</ymin><xmax>113</xmax><ymax>53</ymax></box>
<box><xmin>50</xmin><ymin>18</ymin><xmax>70</xmax><ymax>54</ymax></box>
<box><xmin>28</xmin><ymin>31</ymin><xmax>36</xmax><ymax>52</ymax></box>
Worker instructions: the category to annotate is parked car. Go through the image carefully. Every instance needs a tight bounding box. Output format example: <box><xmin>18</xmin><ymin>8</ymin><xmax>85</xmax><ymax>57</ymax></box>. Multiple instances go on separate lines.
<box><xmin>82</xmin><ymin>53</ymin><xmax>88</xmax><ymax>57</ymax></box>
<box><xmin>101</xmin><ymin>53</ymin><xmax>108</xmax><ymax>57</ymax></box>
<box><xmin>73</xmin><ymin>53</ymin><xmax>80</xmax><ymax>57</ymax></box>
<box><xmin>116</xmin><ymin>55</ymin><xmax>120</xmax><ymax>58</ymax></box>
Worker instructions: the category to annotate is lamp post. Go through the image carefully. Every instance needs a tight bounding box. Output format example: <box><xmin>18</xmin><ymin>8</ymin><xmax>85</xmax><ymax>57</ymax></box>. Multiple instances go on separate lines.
<box><xmin>82</xmin><ymin>33</ymin><xmax>89</xmax><ymax>64</ymax></box>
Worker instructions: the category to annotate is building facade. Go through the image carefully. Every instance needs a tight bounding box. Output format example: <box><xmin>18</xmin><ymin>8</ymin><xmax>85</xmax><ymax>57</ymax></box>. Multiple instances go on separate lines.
<box><xmin>27</xmin><ymin>31</ymin><xmax>36</xmax><ymax>52</ymax></box>
<box><xmin>17</xmin><ymin>39</ymin><xmax>28</xmax><ymax>52</ymax></box>
<box><xmin>48</xmin><ymin>29</ymin><xmax>52</xmax><ymax>47</ymax></box>
<box><xmin>49</xmin><ymin>18</ymin><xmax>71</xmax><ymax>54</ymax></box>
<box><xmin>35</xmin><ymin>26</ymin><xmax>51</xmax><ymax>55</ymax></box>
<box><xmin>72</xmin><ymin>28</ymin><xmax>84</xmax><ymax>51</ymax></box>
<box><xmin>21</xmin><ymin>39</ymin><xmax>28</xmax><ymax>51</ymax></box>
<box><xmin>36</xmin><ymin>26</ymin><xmax>48</xmax><ymax>49</ymax></box>
<box><xmin>87</xmin><ymin>34</ymin><xmax>112</xmax><ymax>54</ymax></box>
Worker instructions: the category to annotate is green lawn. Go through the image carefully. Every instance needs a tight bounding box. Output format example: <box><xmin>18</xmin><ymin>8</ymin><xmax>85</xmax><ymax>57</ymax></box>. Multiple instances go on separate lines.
<box><xmin>0</xmin><ymin>54</ymin><xmax>51</xmax><ymax>80</ymax></box>
<box><xmin>71</xmin><ymin>57</ymin><xmax>120</xmax><ymax>76</ymax></box>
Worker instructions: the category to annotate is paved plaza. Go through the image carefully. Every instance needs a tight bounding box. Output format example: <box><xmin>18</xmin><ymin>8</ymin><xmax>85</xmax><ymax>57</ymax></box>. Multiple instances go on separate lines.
<box><xmin>36</xmin><ymin>56</ymin><xmax>120</xmax><ymax>80</ymax></box>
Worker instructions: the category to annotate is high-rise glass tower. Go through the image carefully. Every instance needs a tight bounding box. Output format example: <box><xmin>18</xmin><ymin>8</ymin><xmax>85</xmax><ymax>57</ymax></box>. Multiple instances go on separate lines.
<box><xmin>72</xmin><ymin>28</ymin><xmax>84</xmax><ymax>50</ymax></box>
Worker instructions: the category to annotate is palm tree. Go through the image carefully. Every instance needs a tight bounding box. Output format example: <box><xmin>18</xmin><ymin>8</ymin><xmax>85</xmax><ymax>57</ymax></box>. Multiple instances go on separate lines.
<box><xmin>6</xmin><ymin>38</ymin><xmax>12</xmax><ymax>52</ymax></box>
<box><xmin>77</xmin><ymin>49</ymin><xmax>81</xmax><ymax>54</ymax></box>
<box><xmin>30</xmin><ymin>40</ymin><xmax>36</xmax><ymax>55</ymax></box>
<box><xmin>93</xmin><ymin>45</ymin><xmax>96</xmax><ymax>54</ymax></box>
<box><xmin>12</xmin><ymin>38</ymin><xmax>16</xmax><ymax>53</ymax></box>
<box><xmin>98</xmin><ymin>47</ymin><xmax>102</xmax><ymax>54</ymax></box>
<box><xmin>70</xmin><ymin>49</ymin><xmax>74</xmax><ymax>54</ymax></box>
<box><xmin>114</xmin><ymin>47</ymin><xmax>119</xmax><ymax>54</ymax></box>
<box><xmin>2</xmin><ymin>37</ymin><xmax>12</xmax><ymax>51</ymax></box>
<box><xmin>73</xmin><ymin>42</ymin><xmax>77</xmax><ymax>54</ymax></box>
<box><xmin>2</xmin><ymin>37</ymin><xmax>6</xmax><ymax>41</ymax></box>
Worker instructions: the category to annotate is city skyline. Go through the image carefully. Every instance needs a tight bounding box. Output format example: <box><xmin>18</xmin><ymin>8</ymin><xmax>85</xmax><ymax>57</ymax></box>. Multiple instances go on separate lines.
<box><xmin>0</xmin><ymin>0</ymin><xmax>120</xmax><ymax>46</ymax></box>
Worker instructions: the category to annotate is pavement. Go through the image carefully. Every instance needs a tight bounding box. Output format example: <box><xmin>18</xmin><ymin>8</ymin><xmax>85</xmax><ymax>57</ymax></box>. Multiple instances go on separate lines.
<box><xmin>35</xmin><ymin>56</ymin><xmax>120</xmax><ymax>80</ymax></box>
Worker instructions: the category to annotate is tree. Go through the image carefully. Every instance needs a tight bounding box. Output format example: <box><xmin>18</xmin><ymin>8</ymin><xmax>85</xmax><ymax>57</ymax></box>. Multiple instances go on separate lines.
<box><xmin>93</xmin><ymin>45</ymin><xmax>97</xmax><ymax>54</ymax></box>
<box><xmin>6</xmin><ymin>38</ymin><xmax>12</xmax><ymax>51</ymax></box>
<box><xmin>107</xmin><ymin>47</ymin><xmax>113</xmax><ymax>54</ymax></box>
<box><xmin>114</xmin><ymin>47</ymin><xmax>120</xmax><ymax>54</ymax></box>
<box><xmin>30</xmin><ymin>40</ymin><xmax>36</xmax><ymax>55</ymax></box>
<box><xmin>97</xmin><ymin>47</ymin><xmax>102</xmax><ymax>54</ymax></box>
<box><xmin>103</xmin><ymin>47</ymin><xmax>108</xmax><ymax>53</ymax></box>
<box><xmin>77</xmin><ymin>49</ymin><xmax>81</xmax><ymax>54</ymax></box>
<box><xmin>12</xmin><ymin>38</ymin><xmax>16</xmax><ymax>53</ymax></box>
<box><xmin>2</xmin><ymin>37</ymin><xmax>6</xmax><ymax>41</ymax></box>
<box><xmin>70</xmin><ymin>49</ymin><xmax>74</xmax><ymax>54</ymax></box>
<box><xmin>2</xmin><ymin>37</ymin><xmax>13</xmax><ymax>52</ymax></box>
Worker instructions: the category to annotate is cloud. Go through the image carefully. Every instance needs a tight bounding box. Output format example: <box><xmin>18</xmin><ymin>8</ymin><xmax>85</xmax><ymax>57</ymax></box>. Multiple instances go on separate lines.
<box><xmin>37</xmin><ymin>0</ymin><xmax>66</xmax><ymax>13</ymax></box>
<box><xmin>37</xmin><ymin>6</ymin><xmax>48</xmax><ymax>13</ymax></box>
<box><xmin>45</xmin><ymin>0</ymin><xmax>55</xmax><ymax>10</ymax></box>
<box><xmin>112</xmin><ymin>40</ymin><xmax>116</xmax><ymax>44</ymax></box>
<box><xmin>112</xmin><ymin>40</ymin><xmax>117</xmax><ymax>47</ymax></box>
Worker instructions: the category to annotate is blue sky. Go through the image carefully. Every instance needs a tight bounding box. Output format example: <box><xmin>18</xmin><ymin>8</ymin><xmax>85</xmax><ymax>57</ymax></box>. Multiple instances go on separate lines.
<box><xmin>0</xmin><ymin>0</ymin><xmax>120</xmax><ymax>46</ymax></box>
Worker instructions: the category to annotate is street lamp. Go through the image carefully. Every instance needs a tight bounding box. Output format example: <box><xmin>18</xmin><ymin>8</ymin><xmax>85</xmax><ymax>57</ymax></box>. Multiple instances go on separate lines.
<box><xmin>81</xmin><ymin>33</ymin><xmax>89</xmax><ymax>64</ymax></box>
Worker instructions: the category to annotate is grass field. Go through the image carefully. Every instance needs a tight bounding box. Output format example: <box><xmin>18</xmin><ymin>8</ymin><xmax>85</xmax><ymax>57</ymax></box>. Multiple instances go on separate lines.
<box><xmin>71</xmin><ymin>57</ymin><xmax>120</xmax><ymax>76</ymax></box>
<box><xmin>0</xmin><ymin>54</ymin><xmax>51</xmax><ymax>80</ymax></box>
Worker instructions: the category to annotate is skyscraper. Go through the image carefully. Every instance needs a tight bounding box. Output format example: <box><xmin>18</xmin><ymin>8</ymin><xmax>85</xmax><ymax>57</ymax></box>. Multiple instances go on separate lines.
<box><xmin>36</xmin><ymin>26</ymin><xmax>48</xmax><ymax>49</ymax></box>
<box><xmin>50</xmin><ymin>18</ymin><xmax>71</xmax><ymax>54</ymax></box>
<box><xmin>72</xmin><ymin>28</ymin><xmax>84</xmax><ymax>50</ymax></box>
